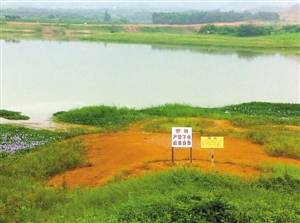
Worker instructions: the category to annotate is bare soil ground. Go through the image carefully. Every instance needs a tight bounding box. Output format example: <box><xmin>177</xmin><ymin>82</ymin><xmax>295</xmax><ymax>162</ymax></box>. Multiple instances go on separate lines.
<box><xmin>47</xmin><ymin>120</ymin><xmax>300</xmax><ymax>189</ymax></box>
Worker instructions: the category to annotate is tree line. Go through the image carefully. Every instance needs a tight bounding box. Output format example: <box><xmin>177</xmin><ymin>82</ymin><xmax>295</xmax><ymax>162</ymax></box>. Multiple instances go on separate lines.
<box><xmin>152</xmin><ymin>10</ymin><xmax>280</xmax><ymax>24</ymax></box>
<box><xmin>198</xmin><ymin>24</ymin><xmax>300</xmax><ymax>37</ymax></box>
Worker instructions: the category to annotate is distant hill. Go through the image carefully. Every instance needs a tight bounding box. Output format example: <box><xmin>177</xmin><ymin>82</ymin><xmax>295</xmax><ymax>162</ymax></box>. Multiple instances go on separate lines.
<box><xmin>279</xmin><ymin>4</ymin><xmax>300</xmax><ymax>21</ymax></box>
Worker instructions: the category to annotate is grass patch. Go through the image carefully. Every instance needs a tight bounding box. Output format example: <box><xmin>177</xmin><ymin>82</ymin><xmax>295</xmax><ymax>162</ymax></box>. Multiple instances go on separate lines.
<box><xmin>53</xmin><ymin>105</ymin><xmax>149</xmax><ymax>131</ymax></box>
<box><xmin>80</xmin><ymin>32</ymin><xmax>300</xmax><ymax>54</ymax></box>
<box><xmin>245</xmin><ymin>127</ymin><xmax>300</xmax><ymax>159</ymax></box>
<box><xmin>53</xmin><ymin>102</ymin><xmax>300</xmax><ymax>130</ymax></box>
<box><xmin>139</xmin><ymin>26</ymin><xmax>187</xmax><ymax>34</ymax></box>
<box><xmin>141</xmin><ymin>117</ymin><xmax>216</xmax><ymax>135</ymax></box>
<box><xmin>1</xmin><ymin>166</ymin><xmax>299</xmax><ymax>222</ymax></box>
<box><xmin>255</xmin><ymin>162</ymin><xmax>300</xmax><ymax>180</ymax></box>
<box><xmin>0</xmin><ymin>138</ymin><xmax>87</xmax><ymax>222</ymax></box>
<box><xmin>0</xmin><ymin>109</ymin><xmax>29</xmax><ymax>120</ymax></box>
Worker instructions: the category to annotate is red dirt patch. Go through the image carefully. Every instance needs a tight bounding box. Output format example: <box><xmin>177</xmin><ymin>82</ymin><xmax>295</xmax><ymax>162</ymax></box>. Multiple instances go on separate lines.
<box><xmin>47</xmin><ymin>121</ymin><xmax>300</xmax><ymax>189</ymax></box>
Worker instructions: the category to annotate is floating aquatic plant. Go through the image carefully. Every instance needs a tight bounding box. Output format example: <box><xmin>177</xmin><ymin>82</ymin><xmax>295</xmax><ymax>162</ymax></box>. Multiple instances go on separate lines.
<box><xmin>0</xmin><ymin>125</ymin><xmax>68</xmax><ymax>156</ymax></box>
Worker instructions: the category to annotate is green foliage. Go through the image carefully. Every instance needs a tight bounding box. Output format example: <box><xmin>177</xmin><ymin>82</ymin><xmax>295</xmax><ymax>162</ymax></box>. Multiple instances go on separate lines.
<box><xmin>54</xmin><ymin>102</ymin><xmax>300</xmax><ymax>130</ymax></box>
<box><xmin>199</xmin><ymin>23</ymin><xmax>297</xmax><ymax>37</ymax></box>
<box><xmin>1</xmin><ymin>22</ymin><xmax>299</xmax><ymax>54</ymax></box>
<box><xmin>141</xmin><ymin>118</ymin><xmax>216</xmax><ymax>135</ymax></box>
<box><xmin>237</xmin><ymin>24</ymin><xmax>274</xmax><ymax>37</ymax></box>
<box><xmin>255</xmin><ymin>162</ymin><xmax>300</xmax><ymax>180</ymax></box>
<box><xmin>152</xmin><ymin>11</ymin><xmax>279</xmax><ymax>24</ymax></box>
<box><xmin>104</xmin><ymin>10</ymin><xmax>111</xmax><ymax>22</ymax></box>
<box><xmin>53</xmin><ymin>102</ymin><xmax>300</xmax><ymax>159</ymax></box>
<box><xmin>1</xmin><ymin>139</ymin><xmax>86</xmax><ymax>179</ymax></box>
<box><xmin>116</xmin><ymin>193</ymin><xmax>237</xmax><ymax>223</ymax></box>
<box><xmin>256</xmin><ymin>173</ymin><xmax>300</xmax><ymax>194</ymax></box>
<box><xmin>2</xmin><ymin>7</ymin><xmax>109</xmax><ymax>24</ymax></box>
<box><xmin>0</xmin><ymin>109</ymin><xmax>29</xmax><ymax>120</ymax></box>
<box><xmin>282</xmin><ymin>24</ymin><xmax>300</xmax><ymax>33</ymax></box>
<box><xmin>220</xmin><ymin>102</ymin><xmax>300</xmax><ymax>118</ymax></box>
<box><xmin>139</xmin><ymin>103</ymin><xmax>203</xmax><ymax>118</ymax></box>
<box><xmin>98</xmin><ymin>25</ymin><xmax>125</xmax><ymax>33</ymax></box>
<box><xmin>198</xmin><ymin>24</ymin><xmax>219</xmax><ymax>34</ymax></box>
<box><xmin>245</xmin><ymin>127</ymin><xmax>300</xmax><ymax>159</ymax></box>
<box><xmin>0</xmin><ymin>166</ymin><xmax>297</xmax><ymax>222</ymax></box>
<box><xmin>219</xmin><ymin>102</ymin><xmax>300</xmax><ymax>126</ymax></box>
<box><xmin>139</xmin><ymin>26</ymin><xmax>187</xmax><ymax>34</ymax></box>
<box><xmin>53</xmin><ymin>105</ymin><xmax>148</xmax><ymax>131</ymax></box>
<box><xmin>0</xmin><ymin>138</ymin><xmax>86</xmax><ymax>222</ymax></box>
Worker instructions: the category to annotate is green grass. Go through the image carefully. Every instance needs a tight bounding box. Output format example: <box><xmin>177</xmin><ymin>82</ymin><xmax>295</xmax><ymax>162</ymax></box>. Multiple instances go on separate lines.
<box><xmin>245</xmin><ymin>127</ymin><xmax>300</xmax><ymax>159</ymax></box>
<box><xmin>1</xmin><ymin>163</ymin><xmax>299</xmax><ymax>223</ymax></box>
<box><xmin>52</xmin><ymin>102</ymin><xmax>300</xmax><ymax>130</ymax></box>
<box><xmin>53</xmin><ymin>105</ymin><xmax>149</xmax><ymax>131</ymax></box>
<box><xmin>138</xmin><ymin>26</ymin><xmax>189</xmax><ymax>34</ymax></box>
<box><xmin>81</xmin><ymin>32</ymin><xmax>300</xmax><ymax>54</ymax></box>
<box><xmin>139</xmin><ymin>102</ymin><xmax>300</xmax><ymax>127</ymax></box>
<box><xmin>0</xmin><ymin>138</ymin><xmax>87</xmax><ymax>223</ymax></box>
<box><xmin>255</xmin><ymin>162</ymin><xmax>300</xmax><ymax>180</ymax></box>
<box><xmin>141</xmin><ymin>117</ymin><xmax>222</xmax><ymax>135</ymax></box>
<box><xmin>0</xmin><ymin>109</ymin><xmax>29</xmax><ymax>120</ymax></box>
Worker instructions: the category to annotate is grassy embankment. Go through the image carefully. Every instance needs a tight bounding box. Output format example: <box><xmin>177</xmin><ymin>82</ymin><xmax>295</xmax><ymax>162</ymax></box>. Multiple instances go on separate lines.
<box><xmin>1</xmin><ymin>102</ymin><xmax>300</xmax><ymax>222</ymax></box>
<box><xmin>80</xmin><ymin>30</ymin><xmax>300</xmax><ymax>54</ymax></box>
<box><xmin>1</xmin><ymin>22</ymin><xmax>299</xmax><ymax>54</ymax></box>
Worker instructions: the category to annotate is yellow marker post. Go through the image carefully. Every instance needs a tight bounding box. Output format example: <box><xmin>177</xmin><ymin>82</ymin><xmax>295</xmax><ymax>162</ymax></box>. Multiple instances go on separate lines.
<box><xmin>201</xmin><ymin>137</ymin><xmax>224</xmax><ymax>167</ymax></box>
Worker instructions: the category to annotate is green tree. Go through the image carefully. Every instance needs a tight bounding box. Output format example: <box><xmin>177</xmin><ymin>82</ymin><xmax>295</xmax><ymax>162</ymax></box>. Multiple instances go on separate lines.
<box><xmin>198</xmin><ymin>24</ymin><xmax>219</xmax><ymax>34</ymax></box>
<box><xmin>104</xmin><ymin>10</ymin><xmax>111</xmax><ymax>22</ymax></box>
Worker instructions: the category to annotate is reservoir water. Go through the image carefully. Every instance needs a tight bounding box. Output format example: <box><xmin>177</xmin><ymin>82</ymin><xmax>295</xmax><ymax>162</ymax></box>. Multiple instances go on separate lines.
<box><xmin>1</xmin><ymin>39</ymin><xmax>299</xmax><ymax>123</ymax></box>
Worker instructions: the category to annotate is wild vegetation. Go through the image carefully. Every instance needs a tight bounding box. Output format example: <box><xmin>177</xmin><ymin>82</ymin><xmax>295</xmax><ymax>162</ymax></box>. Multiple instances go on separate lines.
<box><xmin>53</xmin><ymin>102</ymin><xmax>300</xmax><ymax>160</ymax></box>
<box><xmin>1</xmin><ymin>102</ymin><xmax>300</xmax><ymax>222</ymax></box>
<box><xmin>1</xmin><ymin>157</ymin><xmax>299</xmax><ymax>222</ymax></box>
<box><xmin>1</xmin><ymin>7</ymin><xmax>282</xmax><ymax>24</ymax></box>
<box><xmin>54</xmin><ymin>102</ymin><xmax>300</xmax><ymax>128</ymax></box>
<box><xmin>199</xmin><ymin>23</ymin><xmax>300</xmax><ymax>36</ymax></box>
<box><xmin>0</xmin><ymin>124</ymin><xmax>71</xmax><ymax>157</ymax></box>
<box><xmin>0</xmin><ymin>109</ymin><xmax>30</xmax><ymax>120</ymax></box>
<box><xmin>152</xmin><ymin>11</ymin><xmax>279</xmax><ymax>24</ymax></box>
<box><xmin>1</xmin><ymin>21</ymin><xmax>299</xmax><ymax>54</ymax></box>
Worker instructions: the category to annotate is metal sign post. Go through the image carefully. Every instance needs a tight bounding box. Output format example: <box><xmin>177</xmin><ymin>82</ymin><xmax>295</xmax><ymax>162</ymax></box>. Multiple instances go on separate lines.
<box><xmin>211</xmin><ymin>148</ymin><xmax>214</xmax><ymax>167</ymax></box>
<box><xmin>172</xmin><ymin>147</ymin><xmax>174</xmax><ymax>163</ymax></box>
<box><xmin>171</xmin><ymin>127</ymin><xmax>192</xmax><ymax>163</ymax></box>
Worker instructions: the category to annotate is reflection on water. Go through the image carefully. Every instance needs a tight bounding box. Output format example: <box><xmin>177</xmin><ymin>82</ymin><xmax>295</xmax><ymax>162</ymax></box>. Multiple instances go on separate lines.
<box><xmin>5</xmin><ymin>39</ymin><xmax>21</xmax><ymax>43</ymax></box>
<box><xmin>151</xmin><ymin>45</ymin><xmax>279</xmax><ymax>61</ymax></box>
<box><xmin>2</xmin><ymin>40</ymin><xmax>299</xmax><ymax>123</ymax></box>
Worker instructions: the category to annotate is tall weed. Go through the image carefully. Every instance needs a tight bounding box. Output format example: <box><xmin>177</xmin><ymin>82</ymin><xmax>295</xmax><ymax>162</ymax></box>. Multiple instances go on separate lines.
<box><xmin>245</xmin><ymin>127</ymin><xmax>300</xmax><ymax>159</ymax></box>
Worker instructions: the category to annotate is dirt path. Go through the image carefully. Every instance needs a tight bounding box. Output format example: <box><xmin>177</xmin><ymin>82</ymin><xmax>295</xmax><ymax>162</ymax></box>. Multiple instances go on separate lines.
<box><xmin>47</xmin><ymin>121</ymin><xmax>300</xmax><ymax>189</ymax></box>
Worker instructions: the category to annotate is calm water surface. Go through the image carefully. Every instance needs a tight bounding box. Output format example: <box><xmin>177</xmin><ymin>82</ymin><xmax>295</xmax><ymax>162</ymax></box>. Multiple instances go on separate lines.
<box><xmin>1</xmin><ymin>40</ymin><xmax>299</xmax><ymax>122</ymax></box>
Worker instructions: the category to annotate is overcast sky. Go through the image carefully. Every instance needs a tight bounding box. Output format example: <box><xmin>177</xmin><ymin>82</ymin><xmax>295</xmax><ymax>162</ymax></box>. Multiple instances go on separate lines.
<box><xmin>1</xmin><ymin>0</ymin><xmax>297</xmax><ymax>10</ymax></box>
